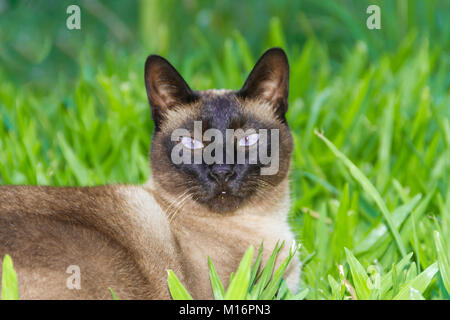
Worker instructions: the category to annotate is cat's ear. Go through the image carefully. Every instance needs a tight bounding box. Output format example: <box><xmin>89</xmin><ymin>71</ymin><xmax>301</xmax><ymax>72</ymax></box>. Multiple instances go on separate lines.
<box><xmin>145</xmin><ymin>55</ymin><xmax>197</xmax><ymax>130</ymax></box>
<box><xmin>238</xmin><ymin>47</ymin><xmax>289</xmax><ymax>121</ymax></box>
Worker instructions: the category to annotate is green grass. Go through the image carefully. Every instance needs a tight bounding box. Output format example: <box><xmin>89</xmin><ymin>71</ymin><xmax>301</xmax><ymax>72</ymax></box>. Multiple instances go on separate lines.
<box><xmin>1</xmin><ymin>255</ymin><xmax>19</xmax><ymax>300</ymax></box>
<box><xmin>0</xmin><ymin>2</ymin><xmax>449</xmax><ymax>300</ymax></box>
<box><xmin>168</xmin><ymin>242</ymin><xmax>306</xmax><ymax>300</ymax></box>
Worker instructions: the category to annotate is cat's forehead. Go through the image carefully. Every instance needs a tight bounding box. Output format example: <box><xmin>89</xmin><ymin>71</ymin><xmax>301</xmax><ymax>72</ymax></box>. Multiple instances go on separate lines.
<box><xmin>160</xmin><ymin>89</ymin><xmax>279</xmax><ymax>132</ymax></box>
<box><xmin>198</xmin><ymin>90</ymin><xmax>241</xmax><ymax>129</ymax></box>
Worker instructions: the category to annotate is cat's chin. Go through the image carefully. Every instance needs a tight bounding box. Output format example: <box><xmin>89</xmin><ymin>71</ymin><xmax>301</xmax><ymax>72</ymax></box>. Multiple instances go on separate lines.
<box><xmin>202</xmin><ymin>193</ymin><xmax>244</xmax><ymax>213</ymax></box>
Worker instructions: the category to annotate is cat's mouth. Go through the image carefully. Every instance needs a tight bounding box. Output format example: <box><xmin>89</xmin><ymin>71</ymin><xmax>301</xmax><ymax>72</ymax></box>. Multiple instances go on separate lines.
<box><xmin>209</xmin><ymin>193</ymin><xmax>243</xmax><ymax>212</ymax></box>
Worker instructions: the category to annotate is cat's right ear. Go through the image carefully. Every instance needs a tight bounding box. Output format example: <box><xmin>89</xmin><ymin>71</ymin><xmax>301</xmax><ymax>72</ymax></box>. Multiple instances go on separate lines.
<box><xmin>145</xmin><ymin>55</ymin><xmax>197</xmax><ymax>130</ymax></box>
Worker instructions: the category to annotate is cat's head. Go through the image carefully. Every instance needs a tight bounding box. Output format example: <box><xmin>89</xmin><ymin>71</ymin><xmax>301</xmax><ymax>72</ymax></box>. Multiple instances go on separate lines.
<box><xmin>146</xmin><ymin>48</ymin><xmax>293</xmax><ymax>213</ymax></box>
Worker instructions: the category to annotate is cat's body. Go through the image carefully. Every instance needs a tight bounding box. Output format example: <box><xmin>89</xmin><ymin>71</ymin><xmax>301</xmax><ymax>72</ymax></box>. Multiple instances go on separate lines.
<box><xmin>0</xmin><ymin>179</ymin><xmax>297</xmax><ymax>299</ymax></box>
<box><xmin>0</xmin><ymin>48</ymin><xmax>300</xmax><ymax>299</ymax></box>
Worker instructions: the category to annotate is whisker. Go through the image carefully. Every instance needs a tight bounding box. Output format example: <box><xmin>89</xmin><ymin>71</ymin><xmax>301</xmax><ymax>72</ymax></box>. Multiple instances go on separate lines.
<box><xmin>166</xmin><ymin>189</ymin><xmax>193</xmax><ymax>222</ymax></box>
<box><xmin>168</xmin><ymin>193</ymin><xmax>192</xmax><ymax>223</ymax></box>
<box><xmin>164</xmin><ymin>190</ymin><xmax>189</xmax><ymax>216</ymax></box>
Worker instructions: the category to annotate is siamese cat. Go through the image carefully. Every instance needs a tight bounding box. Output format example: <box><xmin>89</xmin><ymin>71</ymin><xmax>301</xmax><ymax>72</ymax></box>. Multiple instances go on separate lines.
<box><xmin>0</xmin><ymin>48</ymin><xmax>299</xmax><ymax>299</ymax></box>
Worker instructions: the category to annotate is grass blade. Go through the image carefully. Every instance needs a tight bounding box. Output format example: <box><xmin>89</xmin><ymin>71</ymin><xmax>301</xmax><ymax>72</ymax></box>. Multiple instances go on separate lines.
<box><xmin>109</xmin><ymin>287</ymin><xmax>119</xmax><ymax>300</ymax></box>
<box><xmin>249</xmin><ymin>242</ymin><xmax>283</xmax><ymax>299</ymax></box>
<box><xmin>249</xmin><ymin>243</ymin><xmax>264</xmax><ymax>289</ymax></box>
<box><xmin>260</xmin><ymin>242</ymin><xmax>299</xmax><ymax>300</ymax></box>
<box><xmin>1</xmin><ymin>254</ymin><xmax>19</xmax><ymax>300</ymax></box>
<box><xmin>167</xmin><ymin>270</ymin><xmax>193</xmax><ymax>300</ymax></box>
<box><xmin>393</xmin><ymin>262</ymin><xmax>438</xmax><ymax>300</ymax></box>
<box><xmin>290</xmin><ymin>288</ymin><xmax>309</xmax><ymax>300</ymax></box>
<box><xmin>433</xmin><ymin>231</ymin><xmax>450</xmax><ymax>293</ymax></box>
<box><xmin>344</xmin><ymin>248</ymin><xmax>370</xmax><ymax>299</ymax></box>
<box><xmin>224</xmin><ymin>246</ymin><xmax>254</xmax><ymax>300</ymax></box>
<box><xmin>208</xmin><ymin>257</ymin><xmax>225</xmax><ymax>300</ymax></box>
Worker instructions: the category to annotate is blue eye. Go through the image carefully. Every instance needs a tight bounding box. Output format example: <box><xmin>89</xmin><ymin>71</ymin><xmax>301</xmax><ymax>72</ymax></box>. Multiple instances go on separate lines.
<box><xmin>180</xmin><ymin>136</ymin><xmax>203</xmax><ymax>149</ymax></box>
<box><xmin>238</xmin><ymin>133</ymin><xmax>259</xmax><ymax>147</ymax></box>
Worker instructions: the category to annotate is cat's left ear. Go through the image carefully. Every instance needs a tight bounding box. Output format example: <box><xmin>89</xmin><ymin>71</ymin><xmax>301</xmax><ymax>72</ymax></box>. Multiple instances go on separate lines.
<box><xmin>237</xmin><ymin>47</ymin><xmax>289</xmax><ymax>121</ymax></box>
<box><xmin>145</xmin><ymin>55</ymin><xmax>198</xmax><ymax>130</ymax></box>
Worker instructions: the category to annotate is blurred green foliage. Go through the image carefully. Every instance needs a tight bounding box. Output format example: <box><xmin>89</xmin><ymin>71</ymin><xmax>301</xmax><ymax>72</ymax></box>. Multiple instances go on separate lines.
<box><xmin>1</xmin><ymin>0</ymin><xmax>448</xmax><ymax>88</ymax></box>
<box><xmin>0</xmin><ymin>0</ymin><xmax>449</xmax><ymax>299</ymax></box>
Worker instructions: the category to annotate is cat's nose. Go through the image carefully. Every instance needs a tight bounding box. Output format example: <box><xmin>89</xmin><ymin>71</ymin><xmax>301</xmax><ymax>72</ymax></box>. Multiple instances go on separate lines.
<box><xmin>209</xmin><ymin>164</ymin><xmax>234</xmax><ymax>182</ymax></box>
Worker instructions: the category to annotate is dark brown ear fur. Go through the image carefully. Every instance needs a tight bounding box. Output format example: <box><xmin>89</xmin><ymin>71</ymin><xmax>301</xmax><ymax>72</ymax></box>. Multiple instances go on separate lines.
<box><xmin>144</xmin><ymin>55</ymin><xmax>198</xmax><ymax>130</ymax></box>
<box><xmin>237</xmin><ymin>47</ymin><xmax>289</xmax><ymax>122</ymax></box>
